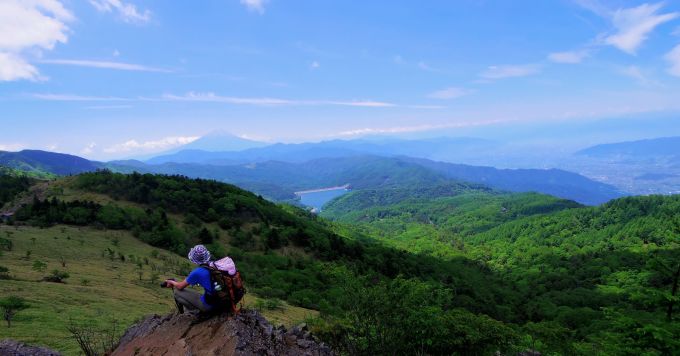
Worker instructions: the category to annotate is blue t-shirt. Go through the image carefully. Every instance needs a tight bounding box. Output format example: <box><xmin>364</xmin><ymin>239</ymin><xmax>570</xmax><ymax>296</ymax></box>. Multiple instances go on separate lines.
<box><xmin>186</xmin><ymin>267</ymin><xmax>215</xmax><ymax>308</ymax></box>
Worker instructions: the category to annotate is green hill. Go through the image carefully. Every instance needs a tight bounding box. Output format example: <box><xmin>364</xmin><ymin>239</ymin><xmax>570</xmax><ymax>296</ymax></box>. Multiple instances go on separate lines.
<box><xmin>0</xmin><ymin>150</ymin><xmax>101</xmax><ymax>176</ymax></box>
<box><xmin>321</xmin><ymin>186</ymin><xmax>581</xmax><ymax>255</ymax></box>
<box><xmin>323</xmin><ymin>185</ymin><xmax>680</xmax><ymax>354</ymax></box>
<box><xmin>1</xmin><ymin>171</ymin><xmax>678</xmax><ymax>355</ymax></box>
<box><xmin>0</xmin><ymin>225</ymin><xmax>317</xmax><ymax>354</ymax></box>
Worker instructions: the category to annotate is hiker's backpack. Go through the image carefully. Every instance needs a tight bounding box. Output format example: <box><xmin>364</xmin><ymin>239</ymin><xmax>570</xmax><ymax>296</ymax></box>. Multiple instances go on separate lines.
<box><xmin>203</xmin><ymin>257</ymin><xmax>245</xmax><ymax>313</ymax></box>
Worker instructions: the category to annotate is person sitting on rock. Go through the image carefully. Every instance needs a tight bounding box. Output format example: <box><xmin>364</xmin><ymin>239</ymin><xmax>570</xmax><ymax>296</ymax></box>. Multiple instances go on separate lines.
<box><xmin>163</xmin><ymin>244</ymin><xmax>216</xmax><ymax>315</ymax></box>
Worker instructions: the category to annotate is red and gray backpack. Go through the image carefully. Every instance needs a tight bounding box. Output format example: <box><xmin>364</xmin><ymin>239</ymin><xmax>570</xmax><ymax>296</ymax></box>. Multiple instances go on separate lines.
<box><xmin>202</xmin><ymin>257</ymin><xmax>245</xmax><ymax>313</ymax></box>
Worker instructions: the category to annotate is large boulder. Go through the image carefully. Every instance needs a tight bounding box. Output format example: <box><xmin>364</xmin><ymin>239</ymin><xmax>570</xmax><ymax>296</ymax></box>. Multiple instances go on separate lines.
<box><xmin>0</xmin><ymin>339</ymin><xmax>61</xmax><ymax>356</ymax></box>
<box><xmin>112</xmin><ymin>310</ymin><xmax>333</xmax><ymax>356</ymax></box>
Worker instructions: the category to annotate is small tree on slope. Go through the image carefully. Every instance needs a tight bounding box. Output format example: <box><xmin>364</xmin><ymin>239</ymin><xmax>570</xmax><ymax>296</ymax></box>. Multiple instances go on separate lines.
<box><xmin>0</xmin><ymin>296</ymin><xmax>28</xmax><ymax>328</ymax></box>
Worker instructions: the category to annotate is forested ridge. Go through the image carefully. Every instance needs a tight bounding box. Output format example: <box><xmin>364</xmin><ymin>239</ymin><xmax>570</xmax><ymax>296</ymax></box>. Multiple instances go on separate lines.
<box><xmin>323</xmin><ymin>186</ymin><xmax>680</xmax><ymax>354</ymax></box>
<box><xmin>2</xmin><ymin>169</ymin><xmax>679</xmax><ymax>355</ymax></box>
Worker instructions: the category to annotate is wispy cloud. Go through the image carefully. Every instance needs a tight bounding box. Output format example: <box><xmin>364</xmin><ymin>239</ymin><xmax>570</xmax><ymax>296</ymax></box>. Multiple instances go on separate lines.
<box><xmin>89</xmin><ymin>0</ymin><xmax>151</xmax><ymax>24</ymax></box>
<box><xmin>0</xmin><ymin>143</ymin><xmax>25</xmax><ymax>152</ymax></box>
<box><xmin>310</xmin><ymin>61</ymin><xmax>320</xmax><ymax>70</ymax></box>
<box><xmin>427</xmin><ymin>87</ymin><xmax>472</xmax><ymax>100</ymax></box>
<box><xmin>31</xmin><ymin>93</ymin><xmax>129</xmax><ymax>101</ymax></box>
<box><xmin>0</xmin><ymin>53</ymin><xmax>41</xmax><ymax>82</ymax></box>
<box><xmin>163</xmin><ymin>92</ymin><xmax>396</xmax><ymax>107</ymax></box>
<box><xmin>162</xmin><ymin>92</ymin><xmax>293</xmax><ymax>106</ymax></box>
<box><xmin>605</xmin><ymin>3</ymin><xmax>678</xmax><ymax>54</ymax></box>
<box><xmin>572</xmin><ymin>0</ymin><xmax>611</xmax><ymax>17</ymax></box>
<box><xmin>240</xmin><ymin>0</ymin><xmax>267</xmax><ymax>14</ymax></box>
<box><xmin>480</xmin><ymin>64</ymin><xmax>540</xmax><ymax>80</ymax></box>
<box><xmin>0</xmin><ymin>0</ymin><xmax>73</xmax><ymax>81</ymax></box>
<box><xmin>104</xmin><ymin>136</ymin><xmax>200</xmax><ymax>153</ymax></box>
<box><xmin>336</xmin><ymin>120</ymin><xmax>502</xmax><ymax>137</ymax></box>
<box><xmin>618</xmin><ymin>65</ymin><xmax>656</xmax><ymax>85</ymax></box>
<box><xmin>28</xmin><ymin>91</ymin><xmax>438</xmax><ymax>109</ymax></box>
<box><xmin>417</xmin><ymin>61</ymin><xmax>443</xmax><ymax>72</ymax></box>
<box><xmin>665</xmin><ymin>44</ymin><xmax>680</xmax><ymax>77</ymax></box>
<box><xmin>84</xmin><ymin>105</ymin><xmax>133</xmax><ymax>109</ymax></box>
<box><xmin>80</xmin><ymin>142</ymin><xmax>97</xmax><ymax>155</ymax></box>
<box><xmin>548</xmin><ymin>50</ymin><xmax>590</xmax><ymax>64</ymax></box>
<box><xmin>40</xmin><ymin>59</ymin><xmax>172</xmax><ymax>72</ymax></box>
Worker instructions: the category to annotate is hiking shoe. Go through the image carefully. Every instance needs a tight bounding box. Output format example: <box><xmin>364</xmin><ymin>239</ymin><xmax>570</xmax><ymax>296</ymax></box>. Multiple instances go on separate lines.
<box><xmin>190</xmin><ymin>311</ymin><xmax>213</xmax><ymax>325</ymax></box>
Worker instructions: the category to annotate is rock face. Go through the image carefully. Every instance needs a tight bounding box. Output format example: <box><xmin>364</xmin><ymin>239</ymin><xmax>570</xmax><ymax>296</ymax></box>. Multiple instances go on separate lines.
<box><xmin>112</xmin><ymin>310</ymin><xmax>334</xmax><ymax>356</ymax></box>
<box><xmin>0</xmin><ymin>339</ymin><xmax>62</xmax><ymax>356</ymax></box>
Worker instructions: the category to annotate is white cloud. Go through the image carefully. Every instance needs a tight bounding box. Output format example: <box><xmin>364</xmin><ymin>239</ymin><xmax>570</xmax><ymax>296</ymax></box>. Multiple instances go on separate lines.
<box><xmin>40</xmin><ymin>59</ymin><xmax>171</xmax><ymax>72</ymax></box>
<box><xmin>31</xmin><ymin>93</ymin><xmax>129</xmax><ymax>101</ymax></box>
<box><xmin>605</xmin><ymin>3</ymin><xmax>678</xmax><ymax>54</ymax></box>
<box><xmin>113</xmin><ymin>49</ymin><xmax>120</xmax><ymax>57</ymax></box>
<box><xmin>104</xmin><ymin>136</ymin><xmax>200</xmax><ymax>154</ymax></box>
<box><xmin>163</xmin><ymin>92</ymin><xmax>293</xmax><ymax>106</ymax></box>
<box><xmin>0</xmin><ymin>53</ymin><xmax>41</xmax><ymax>81</ymax></box>
<box><xmin>336</xmin><ymin>120</ymin><xmax>502</xmax><ymax>137</ymax></box>
<box><xmin>163</xmin><ymin>92</ymin><xmax>395</xmax><ymax>107</ymax></box>
<box><xmin>665</xmin><ymin>44</ymin><xmax>680</xmax><ymax>77</ymax></box>
<box><xmin>27</xmin><ymin>91</ymin><xmax>407</xmax><ymax>108</ymax></box>
<box><xmin>548</xmin><ymin>50</ymin><xmax>590</xmax><ymax>64</ymax></box>
<box><xmin>418</xmin><ymin>61</ymin><xmax>441</xmax><ymax>72</ymax></box>
<box><xmin>89</xmin><ymin>0</ymin><xmax>150</xmax><ymax>24</ymax></box>
<box><xmin>0</xmin><ymin>143</ymin><xmax>25</xmax><ymax>152</ymax></box>
<box><xmin>310</xmin><ymin>61</ymin><xmax>320</xmax><ymax>69</ymax></box>
<box><xmin>427</xmin><ymin>87</ymin><xmax>471</xmax><ymax>100</ymax></box>
<box><xmin>480</xmin><ymin>64</ymin><xmax>540</xmax><ymax>80</ymax></box>
<box><xmin>240</xmin><ymin>0</ymin><xmax>267</xmax><ymax>14</ymax></box>
<box><xmin>81</xmin><ymin>142</ymin><xmax>97</xmax><ymax>155</ymax></box>
<box><xmin>327</xmin><ymin>100</ymin><xmax>394</xmax><ymax>107</ymax></box>
<box><xmin>0</xmin><ymin>0</ymin><xmax>73</xmax><ymax>81</ymax></box>
<box><xmin>619</xmin><ymin>65</ymin><xmax>653</xmax><ymax>85</ymax></box>
<box><xmin>84</xmin><ymin>105</ymin><xmax>133</xmax><ymax>109</ymax></box>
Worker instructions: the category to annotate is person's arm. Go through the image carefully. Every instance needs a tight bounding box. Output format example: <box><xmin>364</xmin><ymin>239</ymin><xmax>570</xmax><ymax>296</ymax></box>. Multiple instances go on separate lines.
<box><xmin>165</xmin><ymin>279</ymin><xmax>189</xmax><ymax>290</ymax></box>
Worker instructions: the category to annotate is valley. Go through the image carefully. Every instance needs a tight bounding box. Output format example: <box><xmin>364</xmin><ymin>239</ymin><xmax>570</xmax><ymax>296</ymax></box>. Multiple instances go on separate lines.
<box><xmin>1</xmin><ymin>168</ymin><xmax>678</xmax><ymax>355</ymax></box>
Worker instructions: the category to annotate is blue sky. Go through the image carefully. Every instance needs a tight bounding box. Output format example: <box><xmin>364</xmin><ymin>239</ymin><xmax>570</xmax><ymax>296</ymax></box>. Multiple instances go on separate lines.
<box><xmin>2</xmin><ymin>0</ymin><xmax>680</xmax><ymax>160</ymax></box>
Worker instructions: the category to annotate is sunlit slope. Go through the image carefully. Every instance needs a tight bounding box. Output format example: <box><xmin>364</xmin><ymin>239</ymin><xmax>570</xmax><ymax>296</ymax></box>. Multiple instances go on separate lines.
<box><xmin>0</xmin><ymin>225</ymin><xmax>316</xmax><ymax>354</ymax></box>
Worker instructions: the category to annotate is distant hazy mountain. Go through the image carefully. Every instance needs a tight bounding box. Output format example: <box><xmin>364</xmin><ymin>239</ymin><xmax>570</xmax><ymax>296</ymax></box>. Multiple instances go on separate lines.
<box><xmin>0</xmin><ymin>148</ymin><xmax>624</xmax><ymax>205</ymax></box>
<box><xmin>131</xmin><ymin>155</ymin><xmax>624</xmax><ymax>205</ymax></box>
<box><xmin>183</xmin><ymin>131</ymin><xmax>268</xmax><ymax>151</ymax></box>
<box><xmin>146</xmin><ymin>137</ymin><xmax>498</xmax><ymax>165</ymax></box>
<box><xmin>577</xmin><ymin>136</ymin><xmax>680</xmax><ymax>157</ymax></box>
<box><xmin>0</xmin><ymin>150</ymin><xmax>102</xmax><ymax>176</ymax></box>
<box><xmin>142</xmin><ymin>131</ymin><xmax>268</xmax><ymax>162</ymax></box>
<box><xmin>401</xmin><ymin>157</ymin><xmax>624</xmax><ymax>206</ymax></box>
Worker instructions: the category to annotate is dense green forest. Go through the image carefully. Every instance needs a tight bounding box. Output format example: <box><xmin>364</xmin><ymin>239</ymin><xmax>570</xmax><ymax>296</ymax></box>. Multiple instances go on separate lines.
<box><xmin>0</xmin><ymin>169</ymin><xmax>34</xmax><ymax>208</ymax></box>
<box><xmin>2</xmin><ymin>170</ymin><xmax>679</xmax><ymax>355</ymax></box>
<box><xmin>323</xmin><ymin>186</ymin><xmax>680</xmax><ymax>354</ymax></box>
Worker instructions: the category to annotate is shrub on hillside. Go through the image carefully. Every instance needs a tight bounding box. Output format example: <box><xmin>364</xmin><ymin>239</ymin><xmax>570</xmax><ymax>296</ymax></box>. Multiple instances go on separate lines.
<box><xmin>0</xmin><ymin>266</ymin><xmax>10</xmax><ymax>280</ymax></box>
<box><xmin>43</xmin><ymin>269</ymin><xmax>70</xmax><ymax>283</ymax></box>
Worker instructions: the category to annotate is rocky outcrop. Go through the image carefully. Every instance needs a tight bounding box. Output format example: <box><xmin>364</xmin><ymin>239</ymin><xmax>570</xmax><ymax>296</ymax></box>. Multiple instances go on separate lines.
<box><xmin>0</xmin><ymin>339</ymin><xmax>61</xmax><ymax>356</ymax></box>
<box><xmin>112</xmin><ymin>310</ymin><xmax>334</xmax><ymax>356</ymax></box>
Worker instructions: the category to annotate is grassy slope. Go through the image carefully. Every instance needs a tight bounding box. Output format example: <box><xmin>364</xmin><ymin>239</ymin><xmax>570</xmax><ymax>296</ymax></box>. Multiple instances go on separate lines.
<box><xmin>0</xmin><ymin>225</ymin><xmax>316</xmax><ymax>354</ymax></box>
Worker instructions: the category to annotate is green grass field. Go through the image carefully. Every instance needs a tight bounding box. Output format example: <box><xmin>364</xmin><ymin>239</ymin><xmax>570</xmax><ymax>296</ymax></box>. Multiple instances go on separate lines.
<box><xmin>0</xmin><ymin>224</ymin><xmax>316</xmax><ymax>355</ymax></box>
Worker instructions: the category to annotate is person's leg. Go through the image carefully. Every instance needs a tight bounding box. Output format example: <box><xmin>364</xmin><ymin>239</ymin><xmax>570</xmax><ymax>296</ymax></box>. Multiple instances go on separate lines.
<box><xmin>173</xmin><ymin>288</ymin><xmax>210</xmax><ymax>312</ymax></box>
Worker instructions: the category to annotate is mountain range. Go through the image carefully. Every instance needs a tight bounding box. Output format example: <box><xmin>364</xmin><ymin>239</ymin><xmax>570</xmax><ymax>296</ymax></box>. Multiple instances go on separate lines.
<box><xmin>0</xmin><ymin>150</ymin><xmax>102</xmax><ymax>176</ymax></box>
<box><xmin>145</xmin><ymin>137</ymin><xmax>498</xmax><ymax>165</ymax></box>
<box><xmin>577</xmin><ymin>136</ymin><xmax>680</xmax><ymax>158</ymax></box>
<box><xmin>0</xmin><ymin>147</ymin><xmax>624</xmax><ymax>205</ymax></box>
